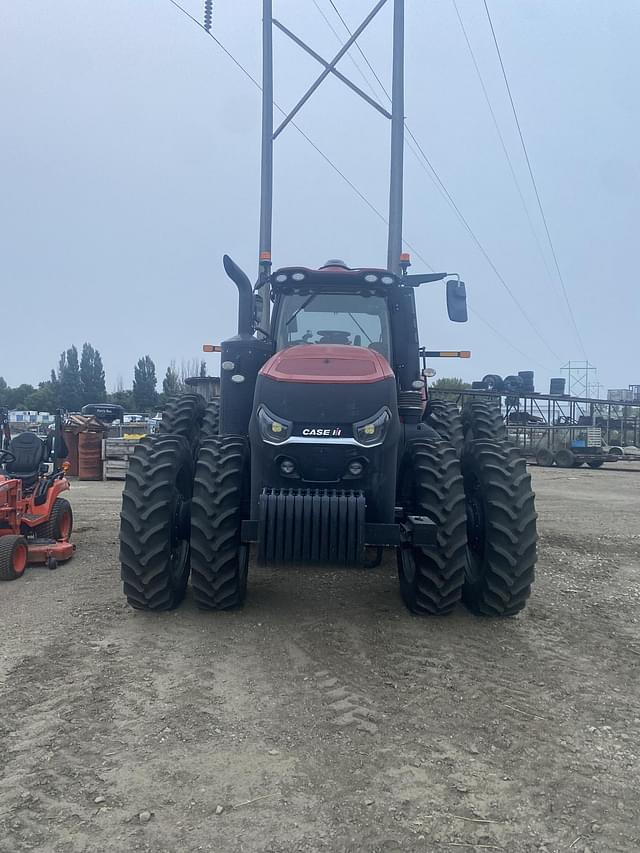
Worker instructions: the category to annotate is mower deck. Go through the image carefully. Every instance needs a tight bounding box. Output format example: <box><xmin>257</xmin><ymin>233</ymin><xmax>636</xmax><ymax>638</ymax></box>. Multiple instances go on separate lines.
<box><xmin>26</xmin><ymin>538</ymin><xmax>75</xmax><ymax>565</ymax></box>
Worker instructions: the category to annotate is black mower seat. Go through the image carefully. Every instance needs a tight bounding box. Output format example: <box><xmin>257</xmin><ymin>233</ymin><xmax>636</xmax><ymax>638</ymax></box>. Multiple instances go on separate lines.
<box><xmin>4</xmin><ymin>432</ymin><xmax>47</xmax><ymax>489</ymax></box>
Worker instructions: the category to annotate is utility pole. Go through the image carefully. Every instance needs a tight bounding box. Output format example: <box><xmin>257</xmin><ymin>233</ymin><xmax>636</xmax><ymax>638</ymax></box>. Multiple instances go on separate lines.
<box><xmin>257</xmin><ymin>0</ymin><xmax>402</xmax><ymax>278</ymax></box>
<box><xmin>258</xmin><ymin>0</ymin><xmax>274</xmax><ymax>326</ymax></box>
<box><xmin>387</xmin><ymin>0</ymin><xmax>405</xmax><ymax>274</ymax></box>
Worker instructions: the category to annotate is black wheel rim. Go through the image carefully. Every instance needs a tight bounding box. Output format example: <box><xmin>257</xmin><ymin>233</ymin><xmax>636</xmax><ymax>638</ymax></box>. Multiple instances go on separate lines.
<box><xmin>464</xmin><ymin>471</ymin><xmax>485</xmax><ymax>584</ymax></box>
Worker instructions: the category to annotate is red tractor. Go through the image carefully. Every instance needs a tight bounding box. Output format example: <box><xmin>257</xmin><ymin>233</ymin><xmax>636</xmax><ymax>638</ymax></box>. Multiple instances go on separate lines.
<box><xmin>119</xmin><ymin>257</ymin><xmax>537</xmax><ymax>617</ymax></box>
<box><xmin>117</xmin><ymin>1</ymin><xmax>536</xmax><ymax>617</ymax></box>
<box><xmin>0</xmin><ymin>411</ymin><xmax>74</xmax><ymax>580</ymax></box>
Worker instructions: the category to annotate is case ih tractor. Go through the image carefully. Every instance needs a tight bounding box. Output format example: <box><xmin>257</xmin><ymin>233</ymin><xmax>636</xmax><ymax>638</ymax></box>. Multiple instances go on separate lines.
<box><xmin>119</xmin><ymin>256</ymin><xmax>536</xmax><ymax>616</ymax></box>
<box><xmin>118</xmin><ymin>0</ymin><xmax>536</xmax><ymax>617</ymax></box>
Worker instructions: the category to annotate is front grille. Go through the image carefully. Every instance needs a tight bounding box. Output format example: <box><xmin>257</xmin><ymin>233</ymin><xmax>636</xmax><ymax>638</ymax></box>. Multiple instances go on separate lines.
<box><xmin>257</xmin><ymin>488</ymin><xmax>365</xmax><ymax>565</ymax></box>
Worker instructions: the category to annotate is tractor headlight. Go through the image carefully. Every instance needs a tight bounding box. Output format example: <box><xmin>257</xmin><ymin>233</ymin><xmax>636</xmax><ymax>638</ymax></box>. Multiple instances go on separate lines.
<box><xmin>257</xmin><ymin>405</ymin><xmax>293</xmax><ymax>444</ymax></box>
<box><xmin>353</xmin><ymin>407</ymin><xmax>392</xmax><ymax>447</ymax></box>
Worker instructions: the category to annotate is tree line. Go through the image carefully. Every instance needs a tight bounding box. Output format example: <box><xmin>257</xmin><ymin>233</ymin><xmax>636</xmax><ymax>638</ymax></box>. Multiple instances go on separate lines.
<box><xmin>0</xmin><ymin>344</ymin><xmax>208</xmax><ymax>414</ymax></box>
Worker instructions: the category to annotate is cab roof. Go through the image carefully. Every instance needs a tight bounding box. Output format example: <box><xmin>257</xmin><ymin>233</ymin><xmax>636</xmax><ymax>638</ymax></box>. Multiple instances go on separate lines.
<box><xmin>270</xmin><ymin>266</ymin><xmax>399</xmax><ymax>289</ymax></box>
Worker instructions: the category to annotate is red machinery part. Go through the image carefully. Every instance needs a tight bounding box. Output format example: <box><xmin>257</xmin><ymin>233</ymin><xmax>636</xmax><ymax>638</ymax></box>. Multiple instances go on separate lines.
<box><xmin>27</xmin><ymin>540</ymin><xmax>75</xmax><ymax>565</ymax></box>
<box><xmin>260</xmin><ymin>344</ymin><xmax>394</xmax><ymax>384</ymax></box>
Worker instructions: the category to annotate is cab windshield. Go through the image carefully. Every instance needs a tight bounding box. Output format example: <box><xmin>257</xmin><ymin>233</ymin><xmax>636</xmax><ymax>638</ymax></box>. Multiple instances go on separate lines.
<box><xmin>275</xmin><ymin>292</ymin><xmax>392</xmax><ymax>360</ymax></box>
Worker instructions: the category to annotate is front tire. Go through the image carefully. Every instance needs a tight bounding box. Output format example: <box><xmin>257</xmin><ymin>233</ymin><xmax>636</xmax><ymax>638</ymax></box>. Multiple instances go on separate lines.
<box><xmin>461</xmin><ymin>441</ymin><xmax>537</xmax><ymax>616</ymax></box>
<box><xmin>119</xmin><ymin>435</ymin><xmax>193</xmax><ymax>610</ymax></box>
<box><xmin>0</xmin><ymin>535</ymin><xmax>29</xmax><ymax>581</ymax></box>
<box><xmin>190</xmin><ymin>436</ymin><xmax>249</xmax><ymax>610</ymax></box>
<box><xmin>397</xmin><ymin>440</ymin><xmax>467</xmax><ymax>615</ymax></box>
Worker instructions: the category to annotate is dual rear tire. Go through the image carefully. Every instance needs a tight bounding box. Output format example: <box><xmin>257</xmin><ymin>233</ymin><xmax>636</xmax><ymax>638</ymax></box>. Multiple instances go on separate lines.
<box><xmin>158</xmin><ymin>394</ymin><xmax>221</xmax><ymax>451</ymax></box>
<box><xmin>424</xmin><ymin>398</ymin><xmax>508</xmax><ymax>453</ymax></box>
<box><xmin>120</xmin><ymin>400</ymin><xmax>536</xmax><ymax>618</ymax></box>
<box><xmin>119</xmin><ymin>435</ymin><xmax>194</xmax><ymax>610</ymax></box>
<box><xmin>398</xmin><ymin>437</ymin><xmax>537</xmax><ymax>617</ymax></box>
<box><xmin>190</xmin><ymin>437</ymin><xmax>249</xmax><ymax>610</ymax></box>
<box><xmin>119</xmin><ymin>433</ymin><xmax>248</xmax><ymax>611</ymax></box>
<box><xmin>400</xmin><ymin>398</ymin><xmax>536</xmax><ymax>616</ymax></box>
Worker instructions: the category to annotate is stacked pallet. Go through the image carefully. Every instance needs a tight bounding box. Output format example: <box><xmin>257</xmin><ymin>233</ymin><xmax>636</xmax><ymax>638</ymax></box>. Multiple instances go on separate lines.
<box><xmin>103</xmin><ymin>437</ymin><xmax>141</xmax><ymax>480</ymax></box>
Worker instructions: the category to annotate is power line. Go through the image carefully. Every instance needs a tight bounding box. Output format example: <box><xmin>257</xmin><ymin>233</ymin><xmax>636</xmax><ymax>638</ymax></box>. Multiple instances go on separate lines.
<box><xmin>164</xmin><ymin>0</ymin><xmax>551</xmax><ymax>370</ymax></box>
<box><xmin>482</xmin><ymin>0</ymin><xmax>587</xmax><ymax>359</ymax></box>
<box><xmin>451</xmin><ymin>0</ymin><xmax>558</xmax><ymax>298</ymax></box>
<box><xmin>166</xmin><ymin>0</ymin><xmax>387</xmax><ymax>225</ymax></box>
<box><xmin>314</xmin><ymin>0</ymin><xmax>458</xmax><ymax>203</ymax></box>
<box><xmin>317</xmin><ymin>0</ymin><xmax>562</xmax><ymax>363</ymax></box>
<box><xmin>403</xmin><ymin>126</ymin><xmax>562</xmax><ymax>363</ymax></box>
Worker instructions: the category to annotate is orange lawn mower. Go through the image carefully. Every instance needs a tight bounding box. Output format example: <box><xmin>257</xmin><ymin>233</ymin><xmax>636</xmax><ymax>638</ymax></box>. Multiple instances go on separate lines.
<box><xmin>0</xmin><ymin>409</ymin><xmax>74</xmax><ymax>580</ymax></box>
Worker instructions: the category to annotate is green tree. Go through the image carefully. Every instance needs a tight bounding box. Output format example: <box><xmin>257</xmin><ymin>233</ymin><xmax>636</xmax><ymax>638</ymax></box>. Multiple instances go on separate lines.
<box><xmin>57</xmin><ymin>346</ymin><xmax>84</xmax><ymax>411</ymax></box>
<box><xmin>162</xmin><ymin>362</ymin><xmax>182</xmax><ymax>397</ymax></box>
<box><xmin>133</xmin><ymin>356</ymin><xmax>158</xmax><ymax>412</ymax></box>
<box><xmin>80</xmin><ymin>342</ymin><xmax>106</xmax><ymax>404</ymax></box>
<box><xmin>108</xmin><ymin>389</ymin><xmax>135</xmax><ymax>412</ymax></box>
<box><xmin>430</xmin><ymin>376</ymin><xmax>471</xmax><ymax>390</ymax></box>
<box><xmin>6</xmin><ymin>384</ymin><xmax>36</xmax><ymax>410</ymax></box>
<box><xmin>23</xmin><ymin>381</ymin><xmax>57</xmax><ymax>413</ymax></box>
<box><xmin>0</xmin><ymin>377</ymin><xmax>8</xmax><ymax>408</ymax></box>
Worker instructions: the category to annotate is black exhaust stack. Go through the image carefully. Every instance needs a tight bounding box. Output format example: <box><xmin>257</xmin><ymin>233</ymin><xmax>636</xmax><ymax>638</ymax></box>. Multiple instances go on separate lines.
<box><xmin>223</xmin><ymin>254</ymin><xmax>254</xmax><ymax>335</ymax></box>
<box><xmin>219</xmin><ymin>255</ymin><xmax>272</xmax><ymax>435</ymax></box>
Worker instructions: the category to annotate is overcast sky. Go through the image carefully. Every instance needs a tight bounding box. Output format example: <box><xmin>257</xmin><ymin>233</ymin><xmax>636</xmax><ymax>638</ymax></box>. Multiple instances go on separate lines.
<box><xmin>1</xmin><ymin>0</ymin><xmax>638</xmax><ymax>395</ymax></box>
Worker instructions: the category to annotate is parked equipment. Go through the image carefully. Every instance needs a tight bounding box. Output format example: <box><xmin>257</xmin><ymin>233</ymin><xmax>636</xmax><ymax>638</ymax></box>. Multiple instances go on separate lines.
<box><xmin>82</xmin><ymin>403</ymin><xmax>125</xmax><ymax>423</ymax></box>
<box><xmin>118</xmin><ymin>1</ymin><xmax>537</xmax><ymax>618</ymax></box>
<box><xmin>0</xmin><ymin>409</ymin><xmax>74</xmax><ymax>579</ymax></box>
<box><xmin>119</xmin><ymin>256</ymin><xmax>537</xmax><ymax>617</ymax></box>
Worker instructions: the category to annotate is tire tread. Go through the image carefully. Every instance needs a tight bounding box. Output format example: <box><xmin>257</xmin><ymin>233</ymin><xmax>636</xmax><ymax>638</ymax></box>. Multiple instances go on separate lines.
<box><xmin>462</xmin><ymin>440</ymin><xmax>537</xmax><ymax>616</ymax></box>
<box><xmin>119</xmin><ymin>435</ymin><xmax>192</xmax><ymax>610</ymax></box>
<box><xmin>190</xmin><ymin>435</ymin><xmax>248</xmax><ymax>610</ymax></box>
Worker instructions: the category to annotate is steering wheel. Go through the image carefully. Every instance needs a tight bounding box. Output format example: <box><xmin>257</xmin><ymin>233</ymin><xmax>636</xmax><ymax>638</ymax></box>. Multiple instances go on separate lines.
<box><xmin>317</xmin><ymin>329</ymin><xmax>352</xmax><ymax>344</ymax></box>
<box><xmin>0</xmin><ymin>448</ymin><xmax>16</xmax><ymax>466</ymax></box>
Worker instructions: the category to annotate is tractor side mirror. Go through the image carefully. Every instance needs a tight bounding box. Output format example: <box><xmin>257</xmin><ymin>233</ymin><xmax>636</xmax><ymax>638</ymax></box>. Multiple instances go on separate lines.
<box><xmin>446</xmin><ymin>279</ymin><xmax>468</xmax><ymax>323</ymax></box>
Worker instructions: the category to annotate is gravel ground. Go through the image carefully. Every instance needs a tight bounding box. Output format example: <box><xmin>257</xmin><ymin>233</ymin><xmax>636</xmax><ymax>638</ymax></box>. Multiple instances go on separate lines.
<box><xmin>1</xmin><ymin>464</ymin><xmax>639</xmax><ymax>853</ymax></box>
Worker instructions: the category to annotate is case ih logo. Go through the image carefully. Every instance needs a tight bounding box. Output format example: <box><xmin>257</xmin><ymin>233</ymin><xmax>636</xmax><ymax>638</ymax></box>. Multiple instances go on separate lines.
<box><xmin>302</xmin><ymin>427</ymin><xmax>343</xmax><ymax>437</ymax></box>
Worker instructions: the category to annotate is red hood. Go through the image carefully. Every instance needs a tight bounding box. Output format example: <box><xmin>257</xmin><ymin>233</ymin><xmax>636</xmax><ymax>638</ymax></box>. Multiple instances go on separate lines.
<box><xmin>260</xmin><ymin>344</ymin><xmax>394</xmax><ymax>384</ymax></box>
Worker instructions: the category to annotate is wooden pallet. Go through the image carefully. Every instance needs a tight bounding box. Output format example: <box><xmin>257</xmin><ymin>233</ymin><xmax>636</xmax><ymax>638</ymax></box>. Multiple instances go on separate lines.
<box><xmin>103</xmin><ymin>438</ymin><xmax>141</xmax><ymax>480</ymax></box>
<box><xmin>103</xmin><ymin>459</ymin><xmax>129</xmax><ymax>480</ymax></box>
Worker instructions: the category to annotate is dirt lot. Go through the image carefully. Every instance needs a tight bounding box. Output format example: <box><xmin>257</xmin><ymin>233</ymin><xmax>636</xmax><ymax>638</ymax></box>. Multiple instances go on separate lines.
<box><xmin>1</xmin><ymin>464</ymin><xmax>639</xmax><ymax>853</ymax></box>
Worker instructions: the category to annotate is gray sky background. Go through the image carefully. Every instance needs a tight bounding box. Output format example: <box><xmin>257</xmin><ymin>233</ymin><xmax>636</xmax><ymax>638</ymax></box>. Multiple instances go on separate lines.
<box><xmin>1</xmin><ymin>0</ymin><xmax>638</xmax><ymax>395</ymax></box>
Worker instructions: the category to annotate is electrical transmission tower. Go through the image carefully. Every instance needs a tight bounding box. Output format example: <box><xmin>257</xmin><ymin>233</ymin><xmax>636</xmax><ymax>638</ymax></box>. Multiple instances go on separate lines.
<box><xmin>561</xmin><ymin>360</ymin><xmax>598</xmax><ymax>399</ymax></box>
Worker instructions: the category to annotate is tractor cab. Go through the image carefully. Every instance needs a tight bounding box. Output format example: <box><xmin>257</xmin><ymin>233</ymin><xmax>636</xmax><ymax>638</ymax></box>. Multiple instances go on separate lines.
<box><xmin>270</xmin><ymin>262</ymin><xmax>395</xmax><ymax>360</ymax></box>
